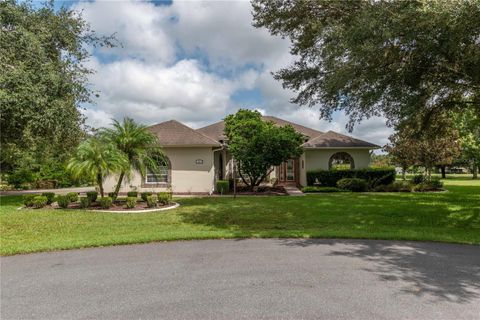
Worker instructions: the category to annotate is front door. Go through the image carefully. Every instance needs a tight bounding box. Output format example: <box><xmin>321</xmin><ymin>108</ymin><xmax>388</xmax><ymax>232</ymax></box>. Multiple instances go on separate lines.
<box><xmin>279</xmin><ymin>159</ymin><xmax>296</xmax><ymax>183</ymax></box>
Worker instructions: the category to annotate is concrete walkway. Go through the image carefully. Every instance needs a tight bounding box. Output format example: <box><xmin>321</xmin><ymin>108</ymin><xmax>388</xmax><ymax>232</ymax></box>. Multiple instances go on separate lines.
<box><xmin>2</xmin><ymin>239</ymin><xmax>478</xmax><ymax>319</ymax></box>
<box><xmin>284</xmin><ymin>185</ymin><xmax>305</xmax><ymax>196</ymax></box>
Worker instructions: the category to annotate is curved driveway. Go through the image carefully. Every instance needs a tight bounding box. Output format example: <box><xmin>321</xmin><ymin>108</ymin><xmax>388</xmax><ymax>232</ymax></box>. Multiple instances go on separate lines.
<box><xmin>2</xmin><ymin>239</ymin><xmax>479</xmax><ymax>319</ymax></box>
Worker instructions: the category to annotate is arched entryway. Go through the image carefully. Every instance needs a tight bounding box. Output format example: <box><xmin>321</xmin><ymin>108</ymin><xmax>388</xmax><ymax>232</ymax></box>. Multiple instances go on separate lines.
<box><xmin>329</xmin><ymin>152</ymin><xmax>355</xmax><ymax>170</ymax></box>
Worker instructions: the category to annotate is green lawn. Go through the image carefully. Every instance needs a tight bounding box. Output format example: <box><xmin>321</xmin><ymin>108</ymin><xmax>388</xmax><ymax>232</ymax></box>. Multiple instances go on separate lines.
<box><xmin>1</xmin><ymin>177</ymin><xmax>479</xmax><ymax>255</ymax></box>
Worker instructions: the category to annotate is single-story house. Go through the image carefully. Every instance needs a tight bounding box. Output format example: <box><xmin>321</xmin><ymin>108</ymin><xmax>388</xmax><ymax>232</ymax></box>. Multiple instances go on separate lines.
<box><xmin>104</xmin><ymin>116</ymin><xmax>380</xmax><ymax>194</ymax></box>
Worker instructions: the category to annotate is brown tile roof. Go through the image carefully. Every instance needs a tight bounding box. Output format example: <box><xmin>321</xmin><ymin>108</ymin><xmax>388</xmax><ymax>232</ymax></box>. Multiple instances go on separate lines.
<box><xmin>196</xmin><ymin>116</ymin><xmax>323</xmax><ymax>141</ymax></box>
<box><xmin>148</xmin><ymin>120</ymin><xmax>221</xmax><ymax>147</ymax></box>
<box><xmin>301</xmin><ymin>130</ymin><xmax>380</xmax><ymax>149</ymax></box>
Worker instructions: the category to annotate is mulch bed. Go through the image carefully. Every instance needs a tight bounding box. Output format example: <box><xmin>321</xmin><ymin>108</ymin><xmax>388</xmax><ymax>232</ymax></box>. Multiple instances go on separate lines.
<box><xmin>221</xmin><ymin>186</ymin><xmax>287</xmax><ymax>196</ymax></box>
<box><xmin>52</xmin><ymin>201</ymin><xmax>174</xmax><ymax>211</ymax></box>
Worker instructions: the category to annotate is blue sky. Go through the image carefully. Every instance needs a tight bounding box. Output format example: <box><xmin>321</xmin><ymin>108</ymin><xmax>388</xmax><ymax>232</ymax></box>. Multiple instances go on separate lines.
<box><xmin>64</xmin><ymin>0</ymin><xmax>392</xmax><ymax>147</ymax></box>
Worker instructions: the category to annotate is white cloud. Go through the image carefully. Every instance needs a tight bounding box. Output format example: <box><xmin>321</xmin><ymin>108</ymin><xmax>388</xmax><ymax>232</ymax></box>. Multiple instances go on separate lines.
<box><xmin>88</xmin><ymin>59</ymin><xmax>254</xmax><ymax>126</ymax></box>
<box><xmin>82</xmin><ymin>108</ymin><xmax>114</xmax><ymax>129</ymax></box>
<box><xmin>75</xmin><ymin>0</ymin><xmax>175</xmax><ymax>63</ymax></box>
<box><xmin>75</xmin><ymin>0</ymin><xmax>392</xmax><ymax>146</ymax></box>
<box><xmin>169</xmin><ymin>1</ymin><xmax>290</xmax><ymax>68</ymax></box>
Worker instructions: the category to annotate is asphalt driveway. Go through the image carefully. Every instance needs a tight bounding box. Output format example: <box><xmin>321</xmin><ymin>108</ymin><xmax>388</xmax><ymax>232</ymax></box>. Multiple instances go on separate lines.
<box><xmin>1</xmin><ymin>239</ymin><xmax>479</xmax><ymax>319</ymax></box>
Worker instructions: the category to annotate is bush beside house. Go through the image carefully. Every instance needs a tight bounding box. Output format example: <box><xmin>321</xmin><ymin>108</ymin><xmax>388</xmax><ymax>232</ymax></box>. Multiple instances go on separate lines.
<box><xmin>306</xmin><ymin>168</ymin><xmax>396</xmax><ymax>187</ymax></box>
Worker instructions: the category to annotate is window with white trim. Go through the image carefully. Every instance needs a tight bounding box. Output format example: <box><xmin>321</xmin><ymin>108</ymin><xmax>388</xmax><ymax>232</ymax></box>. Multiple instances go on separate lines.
<box><xmin>145</xmin><ymin>161</ymin><xmax>169</xmax><ymax>184</ymax></box>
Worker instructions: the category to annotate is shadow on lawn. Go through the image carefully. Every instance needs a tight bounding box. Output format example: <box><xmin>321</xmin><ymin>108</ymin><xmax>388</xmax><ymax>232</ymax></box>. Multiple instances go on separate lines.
<box><xmin>279</xmin><ymin>238</ymin><xmax>480</xmax><ymax>304</ymax></box>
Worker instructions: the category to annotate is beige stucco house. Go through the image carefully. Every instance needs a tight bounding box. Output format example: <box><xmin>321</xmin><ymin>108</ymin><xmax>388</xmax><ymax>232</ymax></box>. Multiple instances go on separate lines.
<box><xmin>104</xmin><ymin>116</ymin><xmax>380</xmax><ymax>194</ymax></box>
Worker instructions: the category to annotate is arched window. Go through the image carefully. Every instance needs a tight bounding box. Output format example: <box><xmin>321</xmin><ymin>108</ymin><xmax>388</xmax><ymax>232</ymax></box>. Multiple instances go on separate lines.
<box><xmin>329</xmin><ymin>152</ymin><xmax>354</xmax><ymax>170</ymax></box>
<box><xmin>144</xmin><ymin>156</ymin><xmax>171</xmax><ymax>186</ymax></box>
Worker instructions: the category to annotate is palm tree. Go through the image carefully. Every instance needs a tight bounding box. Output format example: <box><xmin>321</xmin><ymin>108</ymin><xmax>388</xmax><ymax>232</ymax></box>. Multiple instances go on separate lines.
<box><xmin>67</xmin><ymin>136</ymin><xmax>128</xmax><ymax>197</ymax></box>
<box><xmin>100</xmin><ymin>117</ymin><xmax>164</xmax><ymax>196</ymax></box>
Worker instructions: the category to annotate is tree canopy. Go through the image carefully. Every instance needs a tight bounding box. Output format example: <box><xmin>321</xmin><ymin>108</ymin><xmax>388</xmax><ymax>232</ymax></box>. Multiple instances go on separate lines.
<box><xmin>454</xmin><ymin>108</ymin><xmax>480</xmax><ymax>178</ymax></box>
<box><xmin>252</xmin><ymin>0</ymin><xmax>480</xmax><ymax>130</ymax></box>
<box><xmin>224</xmin><ymin>109</ymin><xmax>304</xmax><ymax>189</ymax></box>
<box><xmin>385</xmin><ymin>114</ymin><xmax>461</xmax><ymax>177</ymax></box>
<box><xmin>0</xmin><ymin>0</ymin><xmax>115</xmax><ymax>175</ymax></box>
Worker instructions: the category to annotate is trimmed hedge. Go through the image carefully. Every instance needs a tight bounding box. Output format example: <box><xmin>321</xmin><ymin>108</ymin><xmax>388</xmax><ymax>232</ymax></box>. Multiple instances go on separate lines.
<box><xmin>337</xmin><ymin>178</ymin><xmax>368</xmax><ymax>192</ymax></box>
<box><xmin>23</xmin><ymin>194</ymin><xmax>38</xmax><ymax>207</ymax></box>
<box><xmin>126</xmin><ymin>197</ymin><xmax>137</xmax><ymax>209</ymax></box>
<box><xmin>56</xmin><ymin>195</ymin><xmax>70</xmax><ymax>208</ymax></box>
<box><xmin>146</xmin><ymin>195</ymin><xmax>157</xmax><ymax>208</ymax></box>
<box><xmin>32</xmin><ymin>196</ymin><xmax>48</xmax><ymax>208</ymax></box>
<box><xmin>66</xmin><ymin>192</ymin><xmax>78</xmax><ymax>203</ymax></box>
<box><xmin>216</xmin><ymin>180</ymin><xmax>230</xmax><ymax>194</ymax></box>
<box><xmin>86</xmin><ymin>191</ymin><xmax>98</xmax><ymax>202</ymax></box>
<box><xmin>157</xmin><ymin>192</ymin><xmax>172</xmax><ymax>205</ymax></box>
<box><xmin>79</xmin><ymin>197</ymin><xmax>91</xmax><ymax>208</ymax></box>
<box><xmin>306</xmin><ymin>168</ymin><xmax>396</xmax><ymax>187</ymax></box>
<box><xmin>99</xmin><ymin>197</ymin><xmax>113</xmax><ymax>209</ymax></box>
<box><xmin>141</xmin><ymin>192</ymin><xmax>153</xmax><ymax>201</ymax></box>
<box><xmin>127</xmin><ymin>191</ymin><xmax>138</xmax><ymax>198</ymax></box>
<box><xmin>41</xmin><ymin>192</ymin><xmax>55</xmax><ymax>204</ymax></box>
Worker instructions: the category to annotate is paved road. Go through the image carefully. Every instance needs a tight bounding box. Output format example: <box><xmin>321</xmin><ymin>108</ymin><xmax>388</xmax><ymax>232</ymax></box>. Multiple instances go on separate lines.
<box><xmin>2</xmin><ymin>239</ymin><xmax>479</xmax><ymax>319</ymax></box>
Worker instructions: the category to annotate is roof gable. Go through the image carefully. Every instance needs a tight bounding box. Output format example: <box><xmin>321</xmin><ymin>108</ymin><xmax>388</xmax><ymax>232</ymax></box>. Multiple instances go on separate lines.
<box><xmin>302</xmin><ymin>131</ymin><xmax>380</xmax><ymax>149</ymax></box>
<box><xmin>148</xmin><ymin>120</ymin><xmax>221</xmax><ymax>147</ymax></box>
<box><xmin>196</xmin><ymin>116</ymin><xmax>323</xmax><ymax>141</ymax></box>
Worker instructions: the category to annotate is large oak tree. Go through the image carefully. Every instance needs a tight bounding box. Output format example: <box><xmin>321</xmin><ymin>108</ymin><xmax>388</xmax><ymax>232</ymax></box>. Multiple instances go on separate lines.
<box><xmin>0</xmin><ymin>1</ymin><xmax>115</xmax><ymax>176</ymax></box>
<box><xmin>252</xmin><ymin>0</ymin><xmax>480</xmax><ymax>130</ymax></box>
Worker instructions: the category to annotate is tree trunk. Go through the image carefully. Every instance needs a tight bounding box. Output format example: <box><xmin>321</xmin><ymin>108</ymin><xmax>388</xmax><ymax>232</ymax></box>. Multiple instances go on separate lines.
<box><xmin>114</xmin><ymin>171</ymin><xmax>125</xmax><ymax>196</ymax></box>
<box><xmin>473</xmin><ymin>163</ymin><xmax>478</xmax><ymax>179</ymax></box>
<box><xmin>237</xmin><ymin>170</ymin><xmax>250</xmax><ymax>188</ymax></box>
<box><xmin>440</xmin><ymin>165</ymin><xmax>446</xmax><ymax>179</ymax></box>
<box><xmin>426</xmin><ymin>166</ymin><xmax>432</xmax><ymax>179</ymax></box>
<box><xmin>97</xmin><ymin>173</ymin><xmax>104</xmax><ymax>197</ymax></box>
<box><xmin>402</xmin><ymin>166</ymin><xmax>406</xmax><ymax>180</ymax></box>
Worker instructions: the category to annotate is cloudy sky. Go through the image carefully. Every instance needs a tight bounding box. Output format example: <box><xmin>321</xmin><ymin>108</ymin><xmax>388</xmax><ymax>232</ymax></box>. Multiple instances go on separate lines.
<box><xmin>69</xmin><ymin>0</ymin><xmax>392</xmax><ymax>146</ymax></box>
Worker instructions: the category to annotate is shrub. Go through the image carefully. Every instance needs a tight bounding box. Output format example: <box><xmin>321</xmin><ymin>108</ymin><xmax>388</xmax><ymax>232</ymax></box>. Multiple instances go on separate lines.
<box><xmin>98</xmin><ymin>197</ymin><xmax>113</xmax><ymax>209</ymax></box>
<box><xmin>23</xmin><ymin>194</ymin><xmax>38</xmax><ymax>207</ymax></box>
<box><xmin>127</xmin><ymin>191</ymin><xmax>138</xmax><ymax>198</ymax></box>
<box><xmin>141</xmin><ymin>192</ymin><xmax>153</xmax><ymax>201</ymax></box>
<box><xmin>108</xmin><ymin>192</ymin><xmax>117</xmax><ymax>201</ymax></box>
<box><xmin>32</xmin><ymin>196</ymin><xmax>48</xmax><ymax>208</ymax></box>
<box><xmin>306</xmin><ymin>168</ymin><xmax>395</xmax><ymax>187</ymax></box>
<box><xmin>375</xmin><ymin>181</ymin><xmax>412</xmax><ymax>192</ymax></box>
<box><xmin>337</xmin><ymin>178</ymin><xmax>368</xmax><ymax>192</ymax></box>
<box><xmin>301</xmin><ymin>186</ymin><xmax>341</xmax><ymax>193</ymax></box>
<box><xmin>414</xmin><ymin>178</ymin><xmax>444</xmax><ymax>192</ymax></box>
<box><xmin>146</xmin><ymin>195</ymin><xmax>157</xmax><ymax>208</ymax></box>
<box><xmin>429</xmin><ymin>177</ymin><xmax>444</xmax><ymax>189</ymax></box>
<box><xmin>216</xmin><ymin>180</ymin><xmax>230</xmax><ymax>194</ymax></box>
<box><xmin>126</xmin><ymin>197</ymin><xmax>137</xmax><ymax>209</ymax></box>
<box><xmin>56</xmin><ymin>195</ymin><xmax>70</xmax><ymax>208</ymax></box>
<box><xmin>79</xmin><ymin>197</ymin><xmax>92</xmax><ymax>209</ymax></box>
<box><xmin>157</xmin><ymin>191</ymin><xmax>172</xmax><ymax>205</ymax></box>
<box><xmin>41</xmin><ymin>192</ymin><xmax>56</xmax><ymax>204</ymax></box>
<box><xmin>86</xmin><ymin>191</ymin><xmax>98</xmax><ymax>202</ymax></box>
<box><xmin>66</xmin><ymin>192</ymin><xmax>78</xmax><ymax>202</ymax></box>
<box><xmin>412</xmin><ymin>174</ymin><xmax>425</xmax><ymax>184</ymax></box>
<box><xmin>7</xmin><ymin>168</ymin><xmax>35</xmax><ymax>188</ymax></box>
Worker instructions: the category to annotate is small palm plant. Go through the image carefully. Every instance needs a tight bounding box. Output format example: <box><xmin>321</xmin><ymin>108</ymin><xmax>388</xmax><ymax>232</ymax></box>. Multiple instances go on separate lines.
<box><xmin>100</xmin><ymin>117</ymin><xmax>164</xmax><ymax>195</ymax></box>
<box><xmin>67</xmin><ymin>136</ymin><xmax>128</xmax><ymax>197</ymax></box>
